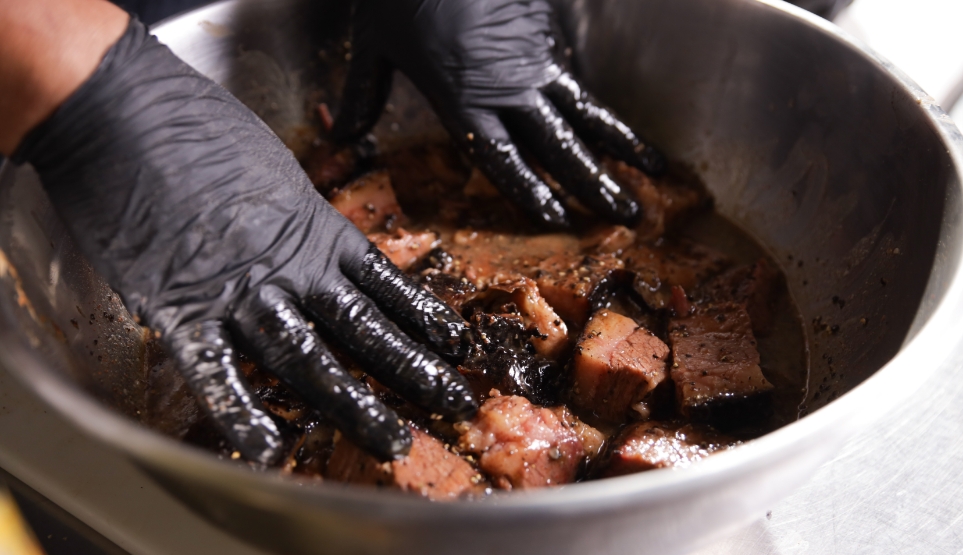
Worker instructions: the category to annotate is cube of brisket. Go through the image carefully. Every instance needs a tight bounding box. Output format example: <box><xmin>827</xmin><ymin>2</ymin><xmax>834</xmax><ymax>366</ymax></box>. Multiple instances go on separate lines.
<box><xmin>623</xmin><ymin>240</ymin><xmax>729</xmax><ymax>311</ymax></box>
<box><xmin>668</xmin><ymin>303</ymin><xmax>773</xmax><ymax>428</ymax></box>
<box><xmin>489</xmin><ymin>278</ymin><xmax>569</xmax><ymax>359</ymax></box>
<box><xmin>326</xmin><ymin>426</ymin><xmax>483</xmax><ymax>501</ymax></box>
<box><xmin>420</xmin><ymin>271</ymin><xmax>479</xmax><ymax>312</ymax></box>
<box><xmin>601</xmin><ymin>421</ymin><xmax>735</xmax><ymax>476</ymax></box>
<box><xmin>534</xmin><ymin>254</ymin><xmax>624</xmax><ymax>326</ymax></box>
<box><xmin>457</xmin><ymin>395</ymin><xmax>601</xmax><ymax>490</ymax></box>
<box><xmin>572</xmin><ymin>310</ymin><xmax>670</xmax><ymax>422</ymax></box>
<box><xmin>603</xmin><ymin>158</ymin><xmax>711</xmax><ymax>240</ymax></box>
<box><xmin>699</xmin><ymin>258</ymin><xmax>781</xmax><ymax>336</ymax></box>
<box><xmin>368</xmin><ymin>228</ymin><xmax>439</xmax><ymax>271</ymax></box>
<box><xmin>328</xmin><ymin>170</ymin><xmax>402</xmax><ymax>233</ymax></box>
<box><xmin>459</xmin><ymin>313</ymin><xmax>563</xmax><ymax>406</ymax></box>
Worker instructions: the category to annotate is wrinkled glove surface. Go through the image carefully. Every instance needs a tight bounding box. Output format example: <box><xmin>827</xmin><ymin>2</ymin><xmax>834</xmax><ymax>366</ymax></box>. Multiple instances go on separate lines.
<box><xmin>13</xmin><ymin>18</ymin><xmax>477</xmax><ymax>464</ymax></box>
<box><xmin>333</xmin><ymin>0</ymin><xmax>666</xmax><ymax>229</ymax></box>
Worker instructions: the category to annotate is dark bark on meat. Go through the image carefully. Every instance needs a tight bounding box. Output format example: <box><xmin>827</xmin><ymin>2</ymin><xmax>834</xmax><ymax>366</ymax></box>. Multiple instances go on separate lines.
<box><xmin>623</xmin><ymin>240</ymin><xmax>729</xmax><ymax>311</ymax></box>
<box><xmin>668</xmin><ymin>303</ymin><xmax>774</xmax><ymax>429</ymax></box>
<box><xmin>420</xmin><ymin>271</ymin><xmax>479</xmax><ymax>313</ymax></box>
<box><xmin>571</xmin><ymin>310</ymin><xmax>670</xmax><ymax>422</ymax></box>
<box><xmin>458</xmin><ymin>313</ymin><xmax>564</xmax><ymax>406</ymax></box>
<box><xmin>534</xmin><ymin>254</ymin><xmax>625</xmax><ymax>326</ymax></box>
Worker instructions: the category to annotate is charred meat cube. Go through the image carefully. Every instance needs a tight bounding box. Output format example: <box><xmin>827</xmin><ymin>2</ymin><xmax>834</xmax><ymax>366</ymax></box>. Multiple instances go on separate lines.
<box><xmin>600</xmin><ymin>421</ymin><xmax>735</xmax><ymax>476</ymax></box>
<box><xmin>487</xmin><ymin>278</ymin><xmax>569</xmax><ymax>359</ymax></box>
<box><xmin>623</xmin><ymin>240</ymin><xmax>729</xmax><ymax>310</ymax></box>
<box><xmin>698</xmin><ymin>258</ymin><xmax>781</xmax><ymax>336</ymax></box>
<box><xmin>326</xmin><ymin>426</ymin><xmax>483</xmax><ymax>501</ymax></box>
<box><xmin>420</xmin><ymin>272</ymin><xmax>479</xmax><ymax>313</ymax></box>
<box><xmin>446</xmin><ymin>230</ymin><xmax>581</xmax><ymax>288</ymax></box>
<box><xmin>328</xmin><ymin>170</ymin><xmax>402</xmax><ymax>233</ymax></box>
<box><xmin>572</xmin><ymin>310</ymin><xmax>670</xmax><ymax>422</ymax></box>
<box><xmin>457</xmin><ymin>395</ymin><xmax>601</xmax><ymax>490</ymax></box>
<box><xmin>368</xmin><ymin>228</ymin><xmax>439</xmax><ymax>271</ymax></box>
<box><xmin>534</xmin><ymin>254</ymin><xmax>624</xmax><ymax>327</ymax></box>
<box><xmin>668</xmin><ymin>303</ymin><xmax>773</xmax><ymax>428</ymax></box>
<box><xmin>603</xmin><ymin>158</ymin><xmax>711</xmax><ymax>240</ymax></box>
<box><xmin>459</xmin><ymin>313</ymin><xmax>562</xmax><ymax>406</ymax></box>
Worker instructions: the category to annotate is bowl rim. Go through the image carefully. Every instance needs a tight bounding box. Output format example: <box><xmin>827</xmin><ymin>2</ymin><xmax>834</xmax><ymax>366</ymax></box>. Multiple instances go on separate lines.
<box><xmin>2</xmin><ymin>0</ymin><xmax>963</xmax><ymax>517</ymax></box>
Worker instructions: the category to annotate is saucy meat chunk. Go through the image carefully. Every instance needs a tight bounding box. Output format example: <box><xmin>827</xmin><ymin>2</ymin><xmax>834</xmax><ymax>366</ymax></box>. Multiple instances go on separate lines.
<box><xmin>457</xmin><ymin>395</ymin><xmax>601</xmax><ymax>490</ymax></box>
<box><xmin>328</xmin><ymin>170</ymin><xmax>402</xmax><ymax>233</ymax></box>
<box><xmin>327</xmin><ymin>426</ymin><xmax>483</xmax><ymax>501</ymax></box>
<box><xmin>603</xmin><ymin>158</ymin><xmax>711</xmax><ymax>240</ymax></box>
<box><xmin>459</xmin><ymin>314</ymin><xmax>562</xmax><ymax>406</ymax></box>
<box><xmin>488</xmin><ymin>278</ymin><xmax>569</xmax><ymax>359</ymax></box>
<box><xmin>534</xmin><ymin>254</ymin><xmax>624</xmax><ymax>327</ymax></box>
<box><xmin>368</xmin><ymin>228</ymin><xmax>438</xmax><ymax>271</ymax></box>
<box><xmin>623</xmin><ymin>240</ymin><xmax>729</xmax><ymax>311</ymax></box>
<box><xmin>668</xmin><ymin>303</ymin><xmax>773</xmax><ymax>428</ymax></box>
<box><xmin>601</xmin><ymin>421</ymin><xmax>735</xmax><ymax>476</ymax></box>
<box><xmin>572</xmin><ymin>310</ymin><xmax>670</xmax><ymax>422</ymax></box>
<box><xmin>699</xmin><ymin>258</ymin><xmax>781</xmax><ymax>336</ymax></box>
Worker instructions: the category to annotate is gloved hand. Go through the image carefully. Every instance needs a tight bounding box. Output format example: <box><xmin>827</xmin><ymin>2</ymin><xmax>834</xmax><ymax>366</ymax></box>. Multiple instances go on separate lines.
<box><xmin>12</xmin><ymin>18</ymin><xmax>477</xmax><ymax>464</ymax></box>
<box><xmin>332</xmin><ymin>0</ymin><xmax>665</xmax><ymax>229</ymax></box>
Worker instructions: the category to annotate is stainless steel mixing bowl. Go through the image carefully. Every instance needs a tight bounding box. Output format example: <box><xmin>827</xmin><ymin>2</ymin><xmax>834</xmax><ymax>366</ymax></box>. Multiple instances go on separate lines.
<box><xmin>1</xmin><ymin>0</ymin><xmax>962</xmax><ymax>553</ymax></box>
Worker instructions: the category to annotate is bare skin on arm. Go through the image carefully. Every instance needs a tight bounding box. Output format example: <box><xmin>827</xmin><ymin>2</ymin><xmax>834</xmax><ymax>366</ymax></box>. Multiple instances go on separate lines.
<box><xmin>0</xmin><ymin>0</ymin><xmax>129</xmax><ymax>155</ymax></box>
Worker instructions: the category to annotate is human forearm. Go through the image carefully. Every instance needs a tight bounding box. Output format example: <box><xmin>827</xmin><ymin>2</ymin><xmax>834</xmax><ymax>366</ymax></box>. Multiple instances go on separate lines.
<box><xmin>0</xmin><ymin>0</ymin><xmax>128</xmax><ymax>155</ymax></box>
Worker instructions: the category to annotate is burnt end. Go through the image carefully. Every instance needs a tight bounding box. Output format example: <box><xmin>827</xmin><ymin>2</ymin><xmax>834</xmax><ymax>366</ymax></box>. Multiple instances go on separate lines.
<box><xmin>534</xmin><ymin>254</ymin><xmax>625</xmax><ymax>327</ymax></box>
<box><xmin>603</xmin><ymin>158</ymin><xmax>713</xmax><ymax>240</ymax></box>
<box><xmin>458</xmin><ymin>313</ymin><xmax>563</xmax><ymax>406</ymax></box>
<box><xmin>326</xmin><ymin>426</ymin><xmax>484</xmax><ymax>501</ymax></box>
<box><xmin>571</xmin><ymin>310</ymin><xmax>670</xmax><ymax>422</ymax></box>
<box><xmin>457</xmin><ymin>395</ymin><xmax>602</xmax><ymax>490</ymax></box>
<box><xmin>485</xmin><ymin>279</ymin><xmax>569</xmax><ymax>359</ymax></box>
<box><xmin>600</xmin><ymin>421</ymin><xmax>735</xmax><ymax>476</ymax></box>
<box><xmin>668</xmin><ymin>303</ymin><xmax>773</xmax><ymax>430</ymax></box>
<box><xmin>420</xmin><ymin>271</ymin><xmax>479</xmax><ymax>313</ymax></box>
<box><xmin>698</xmin><ymin>258</ymin><xmax>782</xmax><ymax>336</ymax></box>
<box><xmin>623</xmin><ymin>240</ymin><xmax>730</xmax><ymax>311</ymax></box>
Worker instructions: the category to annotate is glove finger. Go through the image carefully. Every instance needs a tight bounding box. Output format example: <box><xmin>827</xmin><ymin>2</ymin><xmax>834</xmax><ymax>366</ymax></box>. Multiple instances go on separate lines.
<box><xmin>453</xmin><ymin>109</ymin><xmax>570</xmax><ymax>229</ymax></box>
<box><xmin>542</xmin><ymin>72</ymin><xmax>666</xmax><ymax>176</ymax></box>
<box><xmin>330</xmin><ymin>50</ymin><xmax>394</xmax><ymax>144</ymax></box>
<box><xmin>339</xmin><ymin>244</ymin><xmax>470</xmax><ymax>362</ymax></box>
<box><xmin>502</xmin><ymin>93</ymin><xmax>641</xmax><ymax>225</ymax></box>
<box><xmin>231</xmin><ymin>288</ymin><xmax>411</xmax><ymax>461</ymax></box>
<box><xmin>303</xmin><ymin>278</ymin><xmax>478</xmax><ymax>422</ymax></box>
<box><xmin>165</xmin><ymin>320</ymin><xmax>283</xmax><ymax>465</ymax></box>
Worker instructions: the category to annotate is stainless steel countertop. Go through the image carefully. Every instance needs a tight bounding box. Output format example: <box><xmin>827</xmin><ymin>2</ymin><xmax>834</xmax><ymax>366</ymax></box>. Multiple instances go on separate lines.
<box><xmin>693</xmin><ymin>343</ymin><xmax>963</xmax><ymax>554</ymax></box>
<box><xmin>1</xmin><ymin>338</ymin><xmax>961</xmax><ymax>554</ymax></box>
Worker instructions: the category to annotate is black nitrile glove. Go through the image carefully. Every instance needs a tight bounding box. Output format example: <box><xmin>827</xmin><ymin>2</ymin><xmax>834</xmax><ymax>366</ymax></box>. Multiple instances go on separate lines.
<box><xmin>12</xmin><ymin>19</ymin><xmax>477</xmax><ymax>465</ymax></box>
<box><xmin>332</xmin><ymin>0</ymin><xmax>666</xmax><ymax>229</ymax></box>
